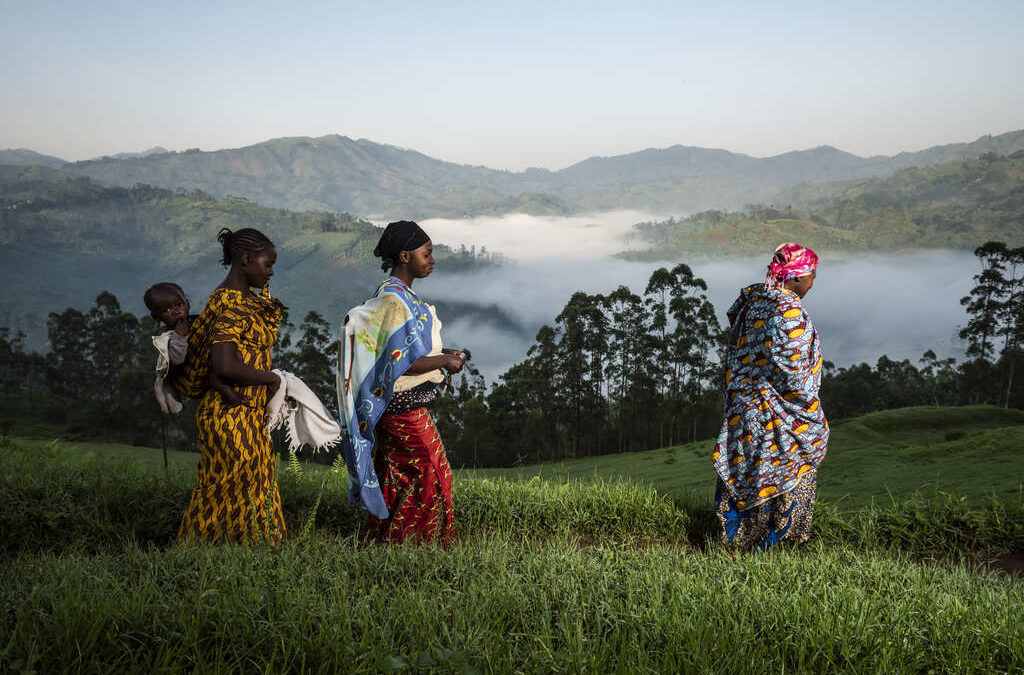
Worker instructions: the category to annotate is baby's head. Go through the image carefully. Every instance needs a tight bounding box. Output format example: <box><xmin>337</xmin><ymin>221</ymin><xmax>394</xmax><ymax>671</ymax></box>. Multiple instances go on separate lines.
<box><xmin>144</xmin><ymin>282</ymin><xmax>189</xmax><ymax>328</ymax></box>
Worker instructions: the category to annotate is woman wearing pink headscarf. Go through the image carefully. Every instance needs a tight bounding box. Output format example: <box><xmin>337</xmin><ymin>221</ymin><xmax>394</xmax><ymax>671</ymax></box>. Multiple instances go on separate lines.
<box><xmin>712</xmin><ymin>243</ymin><xmax>829</xmax><ymax>552</ymax></box>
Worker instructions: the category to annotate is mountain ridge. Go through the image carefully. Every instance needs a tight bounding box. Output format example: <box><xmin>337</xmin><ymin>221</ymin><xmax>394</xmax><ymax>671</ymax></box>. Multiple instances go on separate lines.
<box><xmin>4</xmin><ymin>129</ymin><xmax>1024</xmax><ymax>220</ymax></box>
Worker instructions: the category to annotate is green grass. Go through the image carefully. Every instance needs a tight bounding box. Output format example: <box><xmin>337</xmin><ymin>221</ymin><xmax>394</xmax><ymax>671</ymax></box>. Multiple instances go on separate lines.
<box><xmin>2</xmin><ymin>406</ymin><xmax>1023</xmax><ymax>673</ymax></box>
<box><xmin>473</xmin><ymin>406</ymin><xmax>1024</xmax><ymax>509</ymax></box>
<box><xmin>3</xmin><ymin>541</ymin><xmax>1021</xmax><ymax>674</ymax></box>
<box><xmin>20</xmin><ymin>405</ymin><xmax>1023</xmax><ymax>510</ymax></box>
<box><xmin>11</xmin><ymin>435</ymin><xmax>201</xmax><ymax>470</ymax></box>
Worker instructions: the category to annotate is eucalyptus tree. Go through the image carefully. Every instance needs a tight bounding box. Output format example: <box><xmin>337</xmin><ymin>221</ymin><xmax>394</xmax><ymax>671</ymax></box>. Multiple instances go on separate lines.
<box><xmin>959</xmin><ymin>241</ymin><xmax>1009</xmax><ymax>363</ymax></box>
<box><xmin>554</xmin><ymin>292</ymin><xmax>608</xmax><ymax>456</ymax></box>
<box><xmin>88</xmin><ymin>291</ymin><xmax>140</xmax><ymax>400</ymax></box>
<box><xmin>45</xmin><ymin>307</ymin><xmax>94</xmax><ymax>399</ymax></box>
<box><xmin>644</xmin><ymin>264</ymin><xmax>721</xmax><ymax>446</ymax></box>
<box><xmin>601</xmin><ymin>286</ymin><xmax>657</xmax><ymax>452</ymax></box>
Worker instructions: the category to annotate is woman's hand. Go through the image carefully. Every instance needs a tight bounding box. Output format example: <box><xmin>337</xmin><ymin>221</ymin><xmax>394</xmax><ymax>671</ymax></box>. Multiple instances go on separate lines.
<box><xmin>443</xmin><ymin>352</ymin><xmax>466</xmax><ymax>374</ymax></box>
<box><xmin>266</xmin><ymin>372</ymin><xmax>281</xmax><ymax>399</ymax></box>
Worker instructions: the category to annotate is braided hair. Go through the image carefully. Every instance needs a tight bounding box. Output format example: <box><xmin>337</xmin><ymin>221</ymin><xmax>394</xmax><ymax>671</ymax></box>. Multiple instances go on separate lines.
<box><xmin>217</xmin><ymin>228</ymin><xmax>274</xmax><ymax>267</ymax></box>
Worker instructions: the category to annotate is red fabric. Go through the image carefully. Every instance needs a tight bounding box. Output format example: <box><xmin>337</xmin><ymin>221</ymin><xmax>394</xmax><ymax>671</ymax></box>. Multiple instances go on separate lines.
<box><xmin>765</xmin><ymin>242</ymin><xmax>818</xmax><ymax>287</ymax></box>
<box><xmin>364</xmin><ymin>408</ymin><xmax>454</xmax><ymax>546</ymax></box>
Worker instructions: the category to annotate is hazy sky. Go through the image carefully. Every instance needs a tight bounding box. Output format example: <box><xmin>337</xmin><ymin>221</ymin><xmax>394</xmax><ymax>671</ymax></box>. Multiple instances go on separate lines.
<box><xmin>3</xmin><ymin>0</ymin><xmax>1022</xmax><ymax>170</ymax></box>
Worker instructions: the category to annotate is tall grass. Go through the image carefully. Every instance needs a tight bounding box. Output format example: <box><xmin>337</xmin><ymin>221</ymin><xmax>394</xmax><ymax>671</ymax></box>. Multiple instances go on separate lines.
<box><xmin>4</xmin><ymin>438</ymin><xmax>1021</xmax><ymax>557</ymax></box>
<box><xmin>2</xmin><ymin>436</ymin><xmax>1022</xmax><ymax>673</ymax></box>
<box><xmin>0</xmin><ymin>439</ymin><xmax>690</xmax><ymax>554</ymax></box>
<box><xmin>2</xmin><ymin>541</ymin><xmax>1021</xmax><ymax>674</ymax></box>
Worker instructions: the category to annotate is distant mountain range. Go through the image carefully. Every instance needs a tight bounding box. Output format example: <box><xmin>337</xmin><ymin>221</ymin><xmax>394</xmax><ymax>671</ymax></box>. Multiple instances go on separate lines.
<box><xmin>4</xmin><ymin>130</ymin><xmax>1023</xmax><ymax>219</ymax></box>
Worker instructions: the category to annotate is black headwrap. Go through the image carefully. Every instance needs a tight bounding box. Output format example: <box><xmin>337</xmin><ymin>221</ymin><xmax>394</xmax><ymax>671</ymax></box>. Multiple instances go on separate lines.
<box><xmin>373</xmin><ymin>220</ymin><xmax>430</xmax><ymax>271</ymax></box>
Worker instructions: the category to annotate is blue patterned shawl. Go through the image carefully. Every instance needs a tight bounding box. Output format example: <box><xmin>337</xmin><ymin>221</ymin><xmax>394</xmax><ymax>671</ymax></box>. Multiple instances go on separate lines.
<box><xmin>713</xmin><ymin>284</ymin><xmax>830</xmax><ymax>511</ymax></box>
<box><xmin>337</xmin><ymin>277</ymin><xmax>434</xmax><ymax>518</ymax></box>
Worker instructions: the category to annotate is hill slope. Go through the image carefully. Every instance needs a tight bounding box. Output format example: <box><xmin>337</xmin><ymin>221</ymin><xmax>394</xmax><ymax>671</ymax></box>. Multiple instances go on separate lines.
<box><xmin>31</xmin><ymin>129</ymin><xmax>1024</xmax><ymax>219</ymax></box>
<box><xmin>626</xmin><ymin>151</ymin><xmax>1024</xmax><ymax>258</ymax></box>
<box><xmin>475</xmin><ymin>406</ymin><xmax>1024</xmax><ymax>509</ymax></box>
<box><xmin>0</xmin><ymin>170</ymin><xmax>384</xmax><ymax>342</ymax></box>
<box><xmin>0</xmin><ymin>148</ymin><xmax>67</xmax><ymax>168</ymax></box>
<box><xmin>26</xmin><ymin>405</ymin><xmax>1024</xmax><ymax>511</ymax></box>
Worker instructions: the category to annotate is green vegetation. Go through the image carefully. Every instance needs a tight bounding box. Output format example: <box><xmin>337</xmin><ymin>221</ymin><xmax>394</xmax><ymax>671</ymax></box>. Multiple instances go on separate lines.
<box><xmin>4</xmin><ymin>541</ymin><xmax>1021</xmax><ymax>674</ymax></box>
<box><xmin>0</xmin><ymin>170</ymin><xmax>382</xmax><ymax>342</ymax></box>
<box><xmin>0</xmin><ymin>168</ymin><xmax>503</xmax><ymax>350</ymax></box>
<box><xmin>1</xmin><ymin>428</ymin><xmax>1022</xmax><ymax>673</ymax></box>
<box><xmin>61</xmin><ymin>135</ymin><xmax>578</xmax><ymax>220</ymax></box>
<box><xmin>435</xmin><ymin>244</ymin><xmax>1024</xmax><ymax>469</ymax></box>
<box><xmin>627</xmin><ymin>152</ymin><xmax>1024</xmax><ymax>259</ymax></box>
<box><xmin>476</xmin><ymin>406</ymin><xmax>1024</xmax><ymax>509</ymax></box>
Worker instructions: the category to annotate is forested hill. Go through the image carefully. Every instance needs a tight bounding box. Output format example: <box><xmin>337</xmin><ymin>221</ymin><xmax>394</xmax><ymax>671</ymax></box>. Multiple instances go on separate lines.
<box><xmin>0</xmin><ymin>149</ymin><xmax>67</xmax><ymax>169</ymax></box>
<box><xmin>19</xmin><ymin>129</ymin><xmax>1023</xmax><ymax>219</ymax></box>
<box><xmin>0</xmin><ymin>168</ymin><xmax>493</xmax><ymax>346</ymax></box>
<box><xmin>626</xmin><ymin>151</ymin><xmax>1024</xmax><ymax>259</ymax></box>
<box><xmin>60</xmin><ymin>137</ymin><xmax>577</xmax><ymax>220</ymax></box>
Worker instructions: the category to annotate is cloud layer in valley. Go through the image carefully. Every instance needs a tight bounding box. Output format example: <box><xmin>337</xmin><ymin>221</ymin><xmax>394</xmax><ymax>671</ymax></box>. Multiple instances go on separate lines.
<box><xmin>416</xmin><ymin>215</ymin><xmax>976</xmax><ymax>383</ymax></box>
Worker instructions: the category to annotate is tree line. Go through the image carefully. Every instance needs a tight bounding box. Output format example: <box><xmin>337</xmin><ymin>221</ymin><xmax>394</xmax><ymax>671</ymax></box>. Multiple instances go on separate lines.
<box><xmin>434</xmin><ymin>264</ymin><xmax>724</xmax><ymax>467</ymax></box>
<box><xmin>2</xmin><ymin>241</ymin><xmax>1021</xmax><ymax>467</ymax></box>
<box><xmin>435</xmin><ymin>242</ymin><xmax>1024</xmax><ymax>467</ymax></box>
<box><xmin>0</xmin><ymin>292</ymin><xmax>338</xmax><ymax>454</ymax></box>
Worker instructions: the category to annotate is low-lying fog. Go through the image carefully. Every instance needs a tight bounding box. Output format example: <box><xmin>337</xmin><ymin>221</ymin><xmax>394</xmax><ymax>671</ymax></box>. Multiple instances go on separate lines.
<box><xmin>416</xmin><ymin>214</ymin><xmax>974</xmax><ymax>383</ymax></box>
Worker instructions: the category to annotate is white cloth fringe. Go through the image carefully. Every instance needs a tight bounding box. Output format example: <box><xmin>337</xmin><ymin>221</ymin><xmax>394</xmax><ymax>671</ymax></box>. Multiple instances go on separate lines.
<box><xmin>266</xmin><ymin>369</ymin><xmax>342</xmax><ymax>454</ymax></box>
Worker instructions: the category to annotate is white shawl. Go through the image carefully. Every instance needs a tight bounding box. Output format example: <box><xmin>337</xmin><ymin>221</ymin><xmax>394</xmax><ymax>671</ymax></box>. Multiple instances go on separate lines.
<box><xmin>266</xmin><ymin>369</ymin><xmax>342</xmax><ymax>454</ymax></box>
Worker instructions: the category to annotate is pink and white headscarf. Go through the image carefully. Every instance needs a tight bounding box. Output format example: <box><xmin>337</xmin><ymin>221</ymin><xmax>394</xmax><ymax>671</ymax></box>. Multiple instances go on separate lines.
<box><xmin>764</xmin><ymin>242</ymin><xmax>818</xmax><ymax>289</ymax></box>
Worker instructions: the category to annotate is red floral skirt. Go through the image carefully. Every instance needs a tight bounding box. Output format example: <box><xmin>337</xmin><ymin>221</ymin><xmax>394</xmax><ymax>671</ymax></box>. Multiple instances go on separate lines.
<box><xmin>364</xmin><ymin>408</ymin><xmax>454</xmax><ymax>546</ymax></box>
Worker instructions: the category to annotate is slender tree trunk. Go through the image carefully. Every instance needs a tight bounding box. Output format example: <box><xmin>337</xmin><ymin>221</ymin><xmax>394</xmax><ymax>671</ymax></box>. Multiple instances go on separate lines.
<box><xmin>160</xmin><ymin>416</ymin><xmax>168</xmax><ymax>469</ymax></box>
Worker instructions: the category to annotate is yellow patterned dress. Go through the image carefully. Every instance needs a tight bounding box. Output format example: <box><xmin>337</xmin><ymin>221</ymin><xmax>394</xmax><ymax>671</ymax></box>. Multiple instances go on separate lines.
<box><xmin>174</xmin><ymin>287</ymin><xmax>287</xmax><ymax>545</ymax></box>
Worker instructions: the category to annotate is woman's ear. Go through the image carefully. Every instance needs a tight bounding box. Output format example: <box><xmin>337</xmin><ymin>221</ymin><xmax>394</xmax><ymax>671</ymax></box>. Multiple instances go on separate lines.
<box><xmin>239</xmin><ymin>252</ymin><xmax>249</xmax><ymax>268</ymax></box>
<box><xmin>398</xmin><ymin>251</ymin><xmax>410</xmax><ymax>264</ymax></box>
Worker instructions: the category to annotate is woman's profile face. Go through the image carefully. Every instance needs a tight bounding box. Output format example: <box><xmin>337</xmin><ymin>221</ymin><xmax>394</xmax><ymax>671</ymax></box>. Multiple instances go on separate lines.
<box><xmin>243</xmin><ymin>246</ymin><xmax>277</xmax><ymax>288</ymax></box>
<box><xmin>404</xmin><ymin>241</ymin><xmax>434</xmax><ymax>279</ymax></box>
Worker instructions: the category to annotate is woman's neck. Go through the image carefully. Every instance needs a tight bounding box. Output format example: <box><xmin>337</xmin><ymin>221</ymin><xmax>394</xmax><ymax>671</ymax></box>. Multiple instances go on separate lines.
<box><xmin>390</xmin><ymin>268</ymin><xmax>414</xmax><ymax>287</ymax></box>
<box><xmin>220</xmin><ymin>267</ymin><xmax>255</xmax><ymax>294</ymax></box>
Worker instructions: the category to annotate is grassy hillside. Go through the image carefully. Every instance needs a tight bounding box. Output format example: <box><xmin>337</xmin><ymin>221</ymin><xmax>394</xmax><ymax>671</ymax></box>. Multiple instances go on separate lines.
<box><xmin>62</xmin><ymin>135</ymin><xmax>575</xmax><ymax>220</ymax></box>
<box><xmin>0</xmin><ymin>148</ymin><xmax>67</xmax><ymax>168</ymax></box>
<box><xmin>1</xmin><ymin>421</ymin><xmax>1022</xmax><ymax>673</ymax></box>
<box><xmin>24</xmin><ymin>405</ymin><xmax>1024</xmax><ymax>511</ymax></box>
<box><xmin>475</xmin><ymin>406</ymin><xmax>1024</xmax><ymax>509</ymax></box>
<box><xmin>626</xmin><ymin>151</ymin><xmax>1024</xmax><ymax>259</ymax></box>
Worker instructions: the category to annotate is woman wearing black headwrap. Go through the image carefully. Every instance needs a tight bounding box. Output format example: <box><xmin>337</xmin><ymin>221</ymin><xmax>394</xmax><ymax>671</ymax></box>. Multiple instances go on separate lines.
<box><xmin>339</xmin><ymin>221</ymin><xmax>465</xmax><ymax>545</ymax></box>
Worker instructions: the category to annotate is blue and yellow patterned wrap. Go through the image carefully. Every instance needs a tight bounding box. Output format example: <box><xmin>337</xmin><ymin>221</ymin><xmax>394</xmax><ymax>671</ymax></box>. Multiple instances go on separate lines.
<box><xmin>712</xmin><ymin>284</ymin><xmax>829</xmax><ymax>511</ymax></box>
<box><xmin>337</xmin><ymin>277</ymin><xmax>434</xmax><ymax>518</ymax></box>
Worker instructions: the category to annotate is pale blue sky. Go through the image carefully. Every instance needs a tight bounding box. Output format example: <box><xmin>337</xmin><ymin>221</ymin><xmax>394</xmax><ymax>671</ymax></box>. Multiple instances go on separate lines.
<box><xmin>3</xmin><ymin>0</ymin><xmax>1022</xmax><ymax>169</ymax></box>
